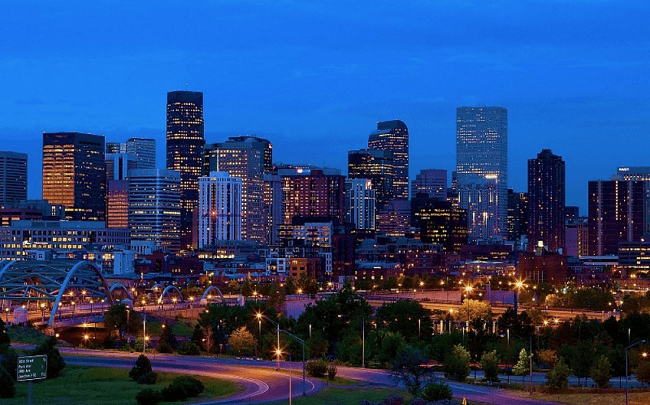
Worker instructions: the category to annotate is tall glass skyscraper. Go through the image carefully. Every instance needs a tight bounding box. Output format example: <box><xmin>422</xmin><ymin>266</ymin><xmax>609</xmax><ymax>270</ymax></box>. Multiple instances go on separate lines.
<box><xmin>166</xmin><ymin>91</ymin><xmax>205</xmax><ymax>250</ymax></box>
<box><xmin>0</xmin><ymin>151</ymin><xmax>27</xmax><ymax>207</ymax></box>
<box><xmin>456</xmin><ymin>106</ymin><xmax>508</xmax><ymax>241</ymax></box>
<box><xmin>368</xmin><ymin>120</ymin><xmax>409</xmax><ymax>200</ymax></box>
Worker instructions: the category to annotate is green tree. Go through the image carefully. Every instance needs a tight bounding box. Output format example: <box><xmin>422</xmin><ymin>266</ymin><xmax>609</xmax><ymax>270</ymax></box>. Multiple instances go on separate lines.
<box><xmin>546</xmin><ymin>357</ymin><xmax>572</xmax><ymax>391</ymax></box>
<box><xmin>538</xmin><ymin>349</ymin><xmax>558</xmax><ymax>367</ymax></box>
<box><xmin>266</xmin><ymin>285</ymin><xmax>287</xmax><ymax>316</ymax></box>
<box><xmin>298</xmin><ymin>275</ymin><xmax>319</xmax><ymax>297</ymax></box>
<box><xmin>457</xmin><ymin>299</ymin><xmax>492</xmax><ymax>324</ymax></box>
<box><xmin>0</xmin><ymin>318</ymin><xmax>10</xmax><ymax>353</ymax></box>
<box><xmin>390</xmin><ymin>344</ymin><xmax>433</xmax><ymax>396</ymax></box>
<box><xmin>443</xmin><ymin>344</ymin><xmax>471</xmax><ymax>382</ymax></box>
<box><xmin>156</xmin><ymin>323</ymin><xmax>178</xmax><ymax>353</ymax></box>
<box><xmin>284</xmin><ymin>276</ymin><xmax>297</xmax><ymax>295</ymax></box>
<box><xmin>228</xmin><ymin>327</ymin><xmax>257</xmax><ymax>356</ymax></box>
<box><xmin>375</xmin><ymin>300</ymin><xmax>434</xmax><ymax>342</ymax></box>
<box><xmin>512</xmin><ymin>348</ymin><xmax>529</xmax><ymax>383</ymax></box>
<box><xmin>480</xmin><ymin>350</ymin><xmax>500</xmax><ymax>382</ymax></box>
<box><xmin>31</xmin><ymin>336</ymin><xmax>65</xmax><ymax>378</ymax></box>
<box><xmin>306</xmin><ymin>331</ymin><xmax>329</xmax><ymax>359</ymax></box>
<box><xmin>636</xmin><ymin>360</ymin><xmax>650</xmax><ymax>385</ymax></box>
<box><xmin>590</xmin><ymin>355</ymin><xmax>612</xmax><ymax>388</ymax></box>
<box><xmin>104</xmin><ymin>304</ymin><xmax>141</xmax><ymax>341</ymax></box>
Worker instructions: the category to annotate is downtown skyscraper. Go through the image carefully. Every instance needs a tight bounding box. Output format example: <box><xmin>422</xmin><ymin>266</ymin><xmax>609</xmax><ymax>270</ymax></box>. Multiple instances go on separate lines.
<box><xmin>456</xmin><ymin>107</ymin><xmax>508</xmax><ymax>241</ymax></box>
<box><xmin>166</xmin><ymin>91</ymin><xmax>205</xmax><ymax>250</ymax></box>
<box><xmin>368</xmin><ymin>120</ymin><xmax>409</xmax><ymax>200</ymax></box>
<box><xmin>42</xmin><ymin>132</ymin><xmax>106</xmax><ymax>221</ymax></box>
<box><xmin>527</xmin><ymin>149</ymin><xmax>565</xmax><ymax>253</ymax></box>
<box><xmin>0</xmin><ymin>151</ymin><xmax>27</xmax><ymax>207</ymax></box>
<box><xmin>198</xmin><ymin>171</ymin><xmax>243</xmax><ymax>247</ymax></box>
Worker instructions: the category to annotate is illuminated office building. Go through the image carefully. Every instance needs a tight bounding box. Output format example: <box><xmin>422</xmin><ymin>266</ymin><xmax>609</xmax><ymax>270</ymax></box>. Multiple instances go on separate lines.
<box><xmin>345</xmin><ymin>178</ymin><xmax>376</xmax><ymax>230</ymax></box>
<box><xmin>411</xmin><ymin>169</ymin><xmax>447</xmax><ymax>201</ymax></box>
<box><xmin>198</xmin><ymin>171</ymin><xmax>242</xmax><ymax>247</ymax></box>
<box><xmin>456</xmin><ymin>107</ymin><xmax>508</xmax><ymax>240</ymax></box>
<box><xmin>203</xmin><ymin>136</ymin><xmax>270</xmax><ymax>243</ymax></box>
<box><xmin>126</xmin><ymin>138</ymin><xmax>156</xmax><ymax>169</ymax></box>
<box><xmin>368</xmin><ymin>120</ymin><xmax>409</xmax><ymax>200</ymax></box>
<box><xmin>415</xmin><ymin>199</ymin><xmax>468</xmax><ymax>253</ymax></box>
<box><xmin>527</xmin><ymin>149</ymin><xmax>565</xmax><ymax>253</ymax></box>
<box><xmin>263</xmin><ymin>172</ymin><xmax>284</xmax><ymax>245</ymax></box>
<box><xmin>166</xmin><ymin>90</ymin><xmax>205</xmax><ymax>250</ymax></box>
<box><xmin>42</xmin><ymin>132</ymin><xmax>106</xmax><ymax>221</ymax></box>
<box><xmin>105</xmin><ymin>153</ymin><xmax>137</xmax><ymax>229</ymax></box>
<box><xmin>615</xmin><ymin>167</ymin><xmax>650</xmax><ymax>235</ymax></box>
<box><xmin>129</xmin><ymin>169</ymin><xmax>181</xmax><ymax>253</ymax></box>
<box><xmin>347</xmin><ymin>148</ymin><xmax>394</xmax><ymax>209</ymax></box>
<box><xmin>506</xmin><ymin>189</ymin><xmax>528</xmax><ymax>242</ymax></box>
<box><xmin>0</xmin><ymin>151</ymin><xmax>27</xmax><ymax>207</ymax></box>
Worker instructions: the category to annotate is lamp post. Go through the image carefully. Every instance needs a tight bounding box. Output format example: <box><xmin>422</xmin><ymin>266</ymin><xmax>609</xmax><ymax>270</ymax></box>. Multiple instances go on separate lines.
<box><xmin>279</xmin><ymin>329</ymin><xmax>306</xmax><ymax>397</ymax></box>
<box><xmin>142</xmin><ymin>313</ymin><xmax>147</xmax><ymax>354</ymax></box>
<box><xmin>257</xmin><ymin>313</ymin><xmax>281</xmax><ymax>371</ymax></box>
<box><xmin>626</xmin><ymin>339</ymin><xmax>646</xmax><ymax>405</ymax></box>
<box><xmin>513</xmin><ymin>280</ymin><xmax>524</xmax><ymax>315</ymax></box>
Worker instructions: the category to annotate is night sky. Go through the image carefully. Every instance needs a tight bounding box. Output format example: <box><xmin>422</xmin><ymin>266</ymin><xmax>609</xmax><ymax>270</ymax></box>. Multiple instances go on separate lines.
<box><xmin>1</xmin><ymin>1</ymin><xmax>649</xmax><ymax>213</ymax></box>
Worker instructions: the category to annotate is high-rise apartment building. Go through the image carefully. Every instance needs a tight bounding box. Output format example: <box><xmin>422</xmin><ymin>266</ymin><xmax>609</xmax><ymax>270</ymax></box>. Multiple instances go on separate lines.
<box><xmin>280</xmin><ymin>167</ymin><xmax>345</xmax><ymax>225</ymax></box>
<box><xmin>0</xmin><ymin>151</ymin><xmax>27</xmax><ymax>207</ymax></box>
<box><xmin>588</xmin><ymin>179</ymin><xmax>645</xmax><ymax>256</ymax></box>
<box><xmin>506</xmin><ymin>189</ymin><xmax>528</xmax><ymax>243</ymax></box>
<box><xmin>347</xmin><ymin>148</ymin><xmax>394</xmax><ymax>209</ymax></box>
<box><xmin>198</xmin><ymin>171</ymin><xmax>242</xmax><ymax>247</ymax></box>
<box><xmin>129</xmin><ymin>169</ymin><xmax>181</xmax><ymax>253</ymax></box>
<box><xmin>456</xmin><ymin>174</ymin><xmax>499</xmax><ymax>241</ymax></box>
<box><xmin>456</xmin><ymin>107</ymin><xmax>508</xmax><ymax>241</ymax></box>
<box><xmin>527</xmin><ymin>149</ymin><xmax>565</xmax><ymax>253</ymax></box>
<box><xmin>344</xmin><ymin>179</ymin><xmax>376</xmax><ymax>230</ymax></box>
<box><xmin>411</xmin><ymin>169</ymin><xmax>447</xmax><ymax>201</ymax></box>
<box><xmin>263</xmin><ymin>172</ymin><xmax>284</xmax><ymax>245</ymax></box>
<box><xmin>368</xmin><ymin>120</ymin><xmax>409</xmax><ymax>200</ymax></box>
<box><xmin>166</xmin><ymin>91</ymin><xmax>205</xmax><ymax>250</ymax></box>
<box><xmin>42</xmin><ymin>132</ymin><xmax>106</xmax><ymax>221</ymax></box>
<box><xmin>204</xmin><ymin>136</ymin><xmax>270</xmax><ymax>243</ymax></box>
<box><xmin>615</xmin><ymin>167</ymin><xmax>650</xmax><ymax>235</ymax></box>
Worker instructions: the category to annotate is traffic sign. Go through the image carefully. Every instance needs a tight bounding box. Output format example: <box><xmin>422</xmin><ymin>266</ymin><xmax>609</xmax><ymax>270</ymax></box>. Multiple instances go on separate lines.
<box><xmin>17</xmin><ymin>355</ymin><xmax>47</xmax><ymax>382</ymax></box>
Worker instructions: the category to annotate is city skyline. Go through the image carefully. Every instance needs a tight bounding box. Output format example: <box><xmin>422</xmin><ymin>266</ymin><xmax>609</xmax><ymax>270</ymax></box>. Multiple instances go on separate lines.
<box><xmin>2</xmin><ymin>1</ymin><xmax>650</xmax><ymax>213</ymax></box>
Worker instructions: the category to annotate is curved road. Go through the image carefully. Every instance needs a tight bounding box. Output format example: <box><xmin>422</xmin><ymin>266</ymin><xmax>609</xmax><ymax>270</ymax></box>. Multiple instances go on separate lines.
<box><xmin>61</xmin><ymin>349</ymin><xmax>558</xmax><ymax>404</ymax></box>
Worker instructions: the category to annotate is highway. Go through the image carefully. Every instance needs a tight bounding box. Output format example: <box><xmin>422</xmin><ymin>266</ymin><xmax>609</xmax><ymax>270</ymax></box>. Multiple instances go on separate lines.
<box><xmin>60</xmin><ymin>349</ymin><xmax>560</xmax><ymax>404</ymax></box>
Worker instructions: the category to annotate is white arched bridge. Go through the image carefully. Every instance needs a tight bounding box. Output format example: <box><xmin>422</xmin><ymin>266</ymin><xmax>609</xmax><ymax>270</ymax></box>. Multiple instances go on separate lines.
<box><xmin>0</xmin><ymin>260</ymin><xmax>231</xmax><ymax>328</ymax></box>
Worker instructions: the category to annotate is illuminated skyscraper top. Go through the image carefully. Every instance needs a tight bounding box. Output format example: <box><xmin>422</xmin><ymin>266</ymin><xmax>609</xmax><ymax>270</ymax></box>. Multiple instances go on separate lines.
<box><xmin>368</xmin><ymin>120</ymin><xmax>409</xmax><ymax>200</ymax></box>
<box><xmin>456</xmin><ymin>106</ymin><xmax>508</xmax><ymax>240</ymax></box>
<box><xmin>166</xmin><ymin>90</ymin><xmax>205</xmax><ymax>250</ymax></box>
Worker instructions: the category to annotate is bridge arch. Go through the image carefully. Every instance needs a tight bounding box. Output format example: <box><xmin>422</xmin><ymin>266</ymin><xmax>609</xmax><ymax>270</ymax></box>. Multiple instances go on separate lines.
<box><xmin>0</xmin><ymin>260</ymin><xmax>114</xmax><ymax>327</ymax></box>
<box><xmin>201</xmin><ymin>286</ymin><xmax>225</xmax><ymax>302</ymax></box>
<box><xmin>157</xmin><ymin>285</ymin><xmax>184</xmax><ymax>304</ymax></box>
<box><xmin>109</xmin><ymin>283</ymin><xmax>132</xmax><ymax>301</ymax></box>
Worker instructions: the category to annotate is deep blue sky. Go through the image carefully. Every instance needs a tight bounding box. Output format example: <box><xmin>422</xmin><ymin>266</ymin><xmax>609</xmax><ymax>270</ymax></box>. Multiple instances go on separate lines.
<box><xmin>2</xmin><ymin>1</ymin><xmax>649</xmax><ymax>213</ymax></box>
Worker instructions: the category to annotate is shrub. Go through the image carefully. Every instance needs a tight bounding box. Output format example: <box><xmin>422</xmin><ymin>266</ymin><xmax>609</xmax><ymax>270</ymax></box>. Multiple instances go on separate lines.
<box><xmin>137</xmin><ymin>371</ymin><xmax>158</xmax><ymax>385</ymax></box>
<box><xmin>0</xmin><ymin>364</ymin><xmax>16</xmax><ymax>398</ymax></box>
<box><xmin>161</xmin><ymin>382</ymin><xmax>188</xmax><ymax>402</ymax></box>
<box><xmin>129</xmin><ymin>354</ymin><xmax>153</xmax><ymax>381</ymax></box>
<box><xmin>326</xmin><ymin>363</ymin><xmax>337</xmax><ymax>380</ymax></box>
<box><xmin>172</xmin><ymin>376</ymin><xmax>204</xmax><ymax>397</ymax></box>
<box><xmin>306</xmin><ymin>359</ymin><xmax>328</xmax><ymax>377</ymax></box>
<box><xmin>381</xmin><ymin>395</ymin><xmax>404</xmax><ymax>405</ymax></box>
<box><xmin>161</xmin><ymin>376</ymin><xmax>204</xmax><ymax>401</ymax></box>
<box><xmin>135</xmin><ymin>388</ymin><xmax>162</xmax><ymax>405</ymax></box>
<box><xmin>421</xmin><ymin>381</ymin><xmax>453</xmax><ymax>401</ymax></box>
<box><xmin>177</xmin><ymin>341</ymin><xmax>201</xmax><ymax>356</ymax></box>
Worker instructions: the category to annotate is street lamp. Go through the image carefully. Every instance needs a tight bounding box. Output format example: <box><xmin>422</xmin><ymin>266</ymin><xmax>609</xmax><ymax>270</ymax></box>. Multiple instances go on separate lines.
<box><xmin>513</xmin><ymin>279</ymin><xmax>525</xmax><ymax>314</ymax></box>
<box><xmin>626</xmin><ymin>339</ymin><xmax>646</xmax><ymax>405</ymax></box>
<box><xmin>256</xmin><ymin>313</ymin><xmax>281</xmax><ymax>371</ymax></box>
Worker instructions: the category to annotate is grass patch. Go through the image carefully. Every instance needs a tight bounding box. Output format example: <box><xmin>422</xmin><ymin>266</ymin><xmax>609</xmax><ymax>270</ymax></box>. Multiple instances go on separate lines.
<box><xmin>7</xmin><ymin>325</ymin><xmax>47</xmax><ymax>345</ymax></box>
<box><xmin>292</xmin><ymin>387</ymin><xmax>414</xmax><ymax>404</ymax></box>
<box><xmin>2</xmin><ymin>365</ymin><xmax>240</xmax><ymax>405</ymax></box>
<box><xmin>509</xmin><ymin>389</ymin><xmax>650</xmax><ymax>405</ymax></box>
